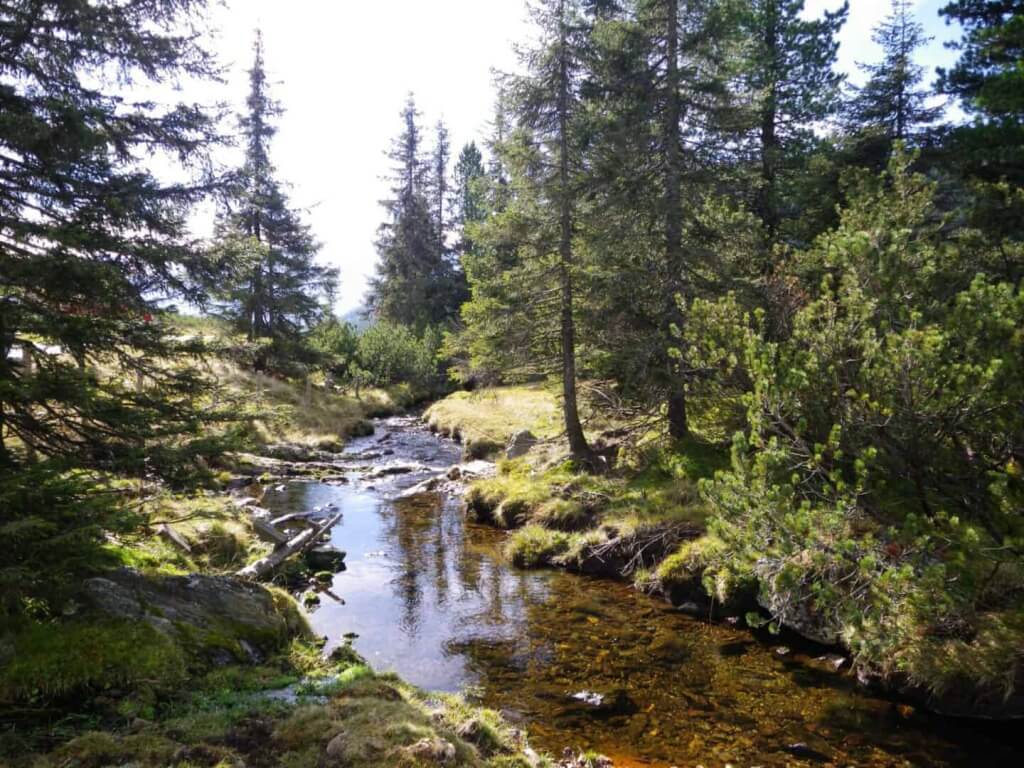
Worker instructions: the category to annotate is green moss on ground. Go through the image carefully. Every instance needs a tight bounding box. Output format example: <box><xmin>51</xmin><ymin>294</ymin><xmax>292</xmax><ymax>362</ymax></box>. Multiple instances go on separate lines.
<box><xmin>10</xmin><ymin>640</ymin><xmax>550</xmax><ymax>768</ymax></box>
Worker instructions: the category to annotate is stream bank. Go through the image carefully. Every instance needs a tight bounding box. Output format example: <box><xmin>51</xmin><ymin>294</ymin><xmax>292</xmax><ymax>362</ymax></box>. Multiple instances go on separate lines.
<box><xmin>257</xmin><ymin>415</ymin><xmax>1023</xmax><ymax>767</ymax></box>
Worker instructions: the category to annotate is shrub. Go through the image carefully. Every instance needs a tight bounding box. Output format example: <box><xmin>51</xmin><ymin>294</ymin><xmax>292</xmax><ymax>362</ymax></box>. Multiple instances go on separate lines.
<box><xmin>693</xmin><ymin>151</ymin><xmax>1024</xmax><ymax>698</ymax></box>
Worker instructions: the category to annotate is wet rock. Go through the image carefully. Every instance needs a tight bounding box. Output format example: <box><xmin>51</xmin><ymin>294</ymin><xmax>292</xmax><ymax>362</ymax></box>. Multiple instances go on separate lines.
<box><xmin>398</xmin><ymin>475</ymin><xmax>444</xmax><ymax>498</ymax></box>
<box><xmin>648</xmin><ymin>630</ymin><xmax>691</xmax><ymax>662</ymax></box>
<box><xmin>367</xmin><ymin>462</ymin><xmax>428</xmax><ymax>479</ymax></box>
<box><xmin>565</xmin><ymin>688</ymin><xmax>636</xmax><ymax>717</ymax></box>
<box><xmin>755</xmin><ymin>559</ymin><xmax>841</xmax><ymax>645</ymax></box>
<box><xmin>784</xmin><ymin>742</ymin><xmax>831</xmax><ymax>762</ymax></box>
<box><xmin>447</xmin><ymin>460</ymin><xmax>496</xmax><ymax>481</ymax></box>
<box><xmin>304</xmin><ymin>546</ymin><xmax>347</xmax><ymax>571</ymax></box>
<box><xmin>506</xmin><ymin>430</ymin><xmax>538</xmax><ymax>459</ymax></box>
<box><xmin>814</xmin><ymin>653</ymin><xmax>847</xmax><ymax>671</ymax></box>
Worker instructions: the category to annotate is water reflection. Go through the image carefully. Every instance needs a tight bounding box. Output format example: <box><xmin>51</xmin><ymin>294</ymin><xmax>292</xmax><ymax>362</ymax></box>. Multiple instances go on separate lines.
<box><xmin>263</xmin><ymin>420</ymin><xmax>1022</xmax><ymax>767</ymax></box>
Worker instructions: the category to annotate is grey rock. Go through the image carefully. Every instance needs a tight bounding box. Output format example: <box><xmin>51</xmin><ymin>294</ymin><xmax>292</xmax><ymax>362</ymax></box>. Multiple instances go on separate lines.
<box><xmin>506</xmin><ymin>430</ymin><xmax>538</xmax><ymax>459</ymax></box>
<box><xmin>82</xmin><ymin>568</ymin><xmax>305</xmax><ymax>659</ymax></box>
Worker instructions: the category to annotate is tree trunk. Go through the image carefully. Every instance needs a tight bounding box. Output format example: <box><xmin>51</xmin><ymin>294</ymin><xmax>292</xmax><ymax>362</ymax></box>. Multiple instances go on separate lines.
<box><xmin>237</xmin><ymin>510</ymin><xmax>343</xmax><ymax>580</ymax></box>
<box><xmin>556</xmin><ymin>0</ymin><xmax>596</xmax><ymax>468</ymax></box>
<box><xmin>664</xmin><ymin>0</ymin><xmax>689</xmax><ymax>441</ymax></box>
<box><xmin>759</xmin><ymin>0</ymin><xmax>780</xmax><ymax>249</ymax></box>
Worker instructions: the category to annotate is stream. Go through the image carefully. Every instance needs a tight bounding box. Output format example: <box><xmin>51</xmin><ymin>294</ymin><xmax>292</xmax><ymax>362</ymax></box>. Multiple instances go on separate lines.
<box><xmin>262</xmin><ymin>415</ymin><xmax>1021</xmax><ymax>767</ymax></box>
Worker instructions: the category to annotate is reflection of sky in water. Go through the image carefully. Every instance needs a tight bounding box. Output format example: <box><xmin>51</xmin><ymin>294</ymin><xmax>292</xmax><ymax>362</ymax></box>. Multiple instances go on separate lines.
<box><xmin>265</xmin><ymin>424</ymin><xmax>553</xmax><ymax>692</ymax></box>
<box><xmin>264</xmin><ymin>421</ymin><xmax>1024</xmax><ymax>767</ymax></box>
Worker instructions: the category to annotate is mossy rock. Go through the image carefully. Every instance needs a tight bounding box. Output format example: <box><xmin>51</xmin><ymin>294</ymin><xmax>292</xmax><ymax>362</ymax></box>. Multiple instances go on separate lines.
<box><xmin>81</xmin><ymin>568</ymin><xmax>309</xmax><ymax>666</ymax></box>
<box><xmin>463</xmin><ymin>437</ymin><xmax>503</xmax><ymax>460</ymax></box>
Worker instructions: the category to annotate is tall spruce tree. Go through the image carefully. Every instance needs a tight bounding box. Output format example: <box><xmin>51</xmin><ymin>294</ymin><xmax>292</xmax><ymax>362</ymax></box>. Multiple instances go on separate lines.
<box><xmin>429</xmin><ymin>120</ymin><xmax>451</xmax><ymax>238</ymax></box>
<box><xmin>214</xmin><ymin>32</ymin><xmax>337</xmax><ymax>370</ymax></box>
<box><xmin>451</xmin><ymin>142</ymin><xmax>487</xmax><ymax>260</ymax></box>
<box><xmin>368</xmin><ymin>95</ymin><xmax>461</xmax><ymax>330</ymax></box>
<box><xmin>462</xmin><ymin>0</ymin><xmax>597</xmax><ymax>465</ymax></box>
<box><xmin>577</xmin><ymin>0</ymin><xmax>745</xmax><ymax>438</ymax></box>
<box><xmin>0</xmin><ymin>0</ymin><xmax>223</xmax><ymax>468</ymax></box>
<box><xmin>845</xmin><ymin>0</ymin><xmax>942</xmax><ymax>152</ymax></box>
<box><xmin>738</xmin><ymin>0</ymin><xmax>847</xmax><ymax>245</ymax></box>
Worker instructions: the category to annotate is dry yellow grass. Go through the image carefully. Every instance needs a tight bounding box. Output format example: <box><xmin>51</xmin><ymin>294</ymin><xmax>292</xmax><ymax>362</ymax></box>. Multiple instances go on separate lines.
<box><xmin>424</xmin><ymin>384</ymin><xmax>562</xmax><ymax>448</ymax></box>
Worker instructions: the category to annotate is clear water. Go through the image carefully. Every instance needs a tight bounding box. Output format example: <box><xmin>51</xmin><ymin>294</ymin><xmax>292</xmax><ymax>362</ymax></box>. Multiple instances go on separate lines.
<box><xmin>263</xmin><ymin>416</ymin><xmax>1022</xmax><ymax>767</ymax></box>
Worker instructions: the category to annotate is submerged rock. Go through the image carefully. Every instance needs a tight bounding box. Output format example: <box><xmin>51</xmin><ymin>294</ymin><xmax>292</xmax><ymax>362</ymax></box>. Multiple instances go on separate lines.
<box><xmin>304</xmin><ymin>546</ymin><xmax>347</xmax><ymax>571</ymax></box>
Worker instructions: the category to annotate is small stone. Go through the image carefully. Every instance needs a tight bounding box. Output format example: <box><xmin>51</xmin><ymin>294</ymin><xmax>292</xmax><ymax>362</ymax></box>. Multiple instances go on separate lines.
<box><xmin>325</xmin><ymin>732</ymin><xmax>347</xmax><ymax>758</ymax></box>
<box><xmin>403</xmin><ymin>737</ymin><xmax>456</xmax><ymax>764</ymax></box>
<box><xmin>775</xmin><ymin>646</ymin><xmax>791</xmax><ymax>656</ymax></box>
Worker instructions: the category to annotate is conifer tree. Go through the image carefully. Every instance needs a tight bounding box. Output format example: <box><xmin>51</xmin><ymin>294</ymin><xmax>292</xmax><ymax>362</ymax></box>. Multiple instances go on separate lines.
<box><xmin>0</xmin><ymin>0</ymin><xmax>223</xmax><ymax>468</ymax></box>
<box><xmin>461</xmin><ymin>0</ymin><xmax>598</xmax><ymax>465</ymax></box>
<box><xmin>367</xmin><ymin>95</ymin><xmax>461</xmax><ymax>330</ymax></box>
<box><xmin>430</xmin><ymin>120</ymin><xmax>451</xmax><ymax>239</ymax></box>
<box><xmin>738</xmin><ymin>0</ymin><xmax>847</xmax><ymax>244</ymax></box>
<box><xmin>451</xmin><ymin>142</ymin><xmax>487</xmax><ymax>260</ymax></box>
<box><xmin>845</xmin><ymin>0</ymin><xmax>941</xmax><ymax>150</ymax></box>
<box><xmin>938</xmin><ymin>0</ymin><xmax>1024</xmax><ymax>122</ymax></box>
<box><xmin>214</xmin><ymin>32</ymin><xmax>337</xmax><ymax>370</ymax></box>
<box><xmin>578</xmin><ymin>0</ymin><xmax>744</xmax><ymax>439</ymax></box>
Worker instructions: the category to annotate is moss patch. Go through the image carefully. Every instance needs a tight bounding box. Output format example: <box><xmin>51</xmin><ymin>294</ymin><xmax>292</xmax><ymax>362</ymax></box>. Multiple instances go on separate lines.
<box><xmin>0</xmin><ymin>620</ymin><xmax>187</xmax><ymax>702</ymax></box>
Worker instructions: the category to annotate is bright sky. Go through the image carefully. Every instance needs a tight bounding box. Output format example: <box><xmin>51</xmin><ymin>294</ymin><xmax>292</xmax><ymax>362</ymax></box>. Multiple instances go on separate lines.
<box><xmin>189</xmin><ymin>0</ymin><xmax>961</xmax><ymax>314</ymax></box>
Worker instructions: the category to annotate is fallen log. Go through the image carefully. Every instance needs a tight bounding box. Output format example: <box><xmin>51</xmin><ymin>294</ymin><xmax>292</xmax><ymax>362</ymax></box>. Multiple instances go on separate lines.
<box><xmin>251</xmin><ymin>515</ymin><xmax>289</xmax><ymax>545</ymax></box>
<box><xmin>237</xmin><ymin>510</ymin><xmax>343</xmax><ymax>581</ymax></box>
<box><xmin>157</xmin><ymin>523</ymin><xmax>192</xmax><ymax>553</ymax></box>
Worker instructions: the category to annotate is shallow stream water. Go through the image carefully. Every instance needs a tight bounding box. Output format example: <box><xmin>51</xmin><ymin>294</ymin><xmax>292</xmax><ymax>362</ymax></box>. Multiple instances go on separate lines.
<box><xmin>263</xmin><ymin>416</ymin><xmax>1021</xmax><ymax>767</ymax></box>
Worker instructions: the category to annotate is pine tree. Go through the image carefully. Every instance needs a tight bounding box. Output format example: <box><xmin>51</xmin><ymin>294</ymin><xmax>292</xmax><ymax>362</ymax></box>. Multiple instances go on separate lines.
<box><xmin>461</xmin><ymin>0</ymin><xmax>598</xmax><ymax>465</ymax></box>
<box><xmin>0</xmin><ymin>0</ymin><xmax>222</xmax><ymax>469</ymax></box>
<box><xmin>846</xmin><ymin>0</ymin><xmax>942</xmax><ymax>149</ymax></box>
<box><xmin>429</xmin><ymin>120</ymin><xmax>451</xmax><ymax>239</ymax></box>
<box><xmin>367</xmin><ymin>95</ymin><xmax>461</xmax><ymax>330</ymax></box>
<box><xmin>214</xmin><ymin>32</ymin><xmax>337</xmax><ymax>370</ymax></box>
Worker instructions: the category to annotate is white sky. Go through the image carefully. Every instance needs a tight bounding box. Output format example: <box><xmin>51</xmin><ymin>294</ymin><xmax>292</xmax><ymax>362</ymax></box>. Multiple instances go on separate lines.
<box><xmin>187</xmin><ymin>0</ymin><xmax>961</xmax><ymax>313</ymax></box>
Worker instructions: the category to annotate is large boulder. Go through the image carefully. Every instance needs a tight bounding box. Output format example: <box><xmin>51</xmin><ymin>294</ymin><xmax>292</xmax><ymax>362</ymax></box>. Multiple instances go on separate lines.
<box><xmin>83</xmin><ymin>568</ymin><xmax>307</xmax><ymax>662</ymax></box>
<box><xmin>505</xmin><ymin>430</ymin><xmax>538</xmax><ymax>459</ymax></box>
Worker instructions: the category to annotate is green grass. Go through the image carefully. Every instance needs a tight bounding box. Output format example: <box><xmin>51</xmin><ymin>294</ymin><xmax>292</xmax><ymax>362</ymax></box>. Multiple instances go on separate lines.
<box><xmin>505</xmin><ymin>525</ymin><xmax>572</xmax><ymax>568</ymax></box>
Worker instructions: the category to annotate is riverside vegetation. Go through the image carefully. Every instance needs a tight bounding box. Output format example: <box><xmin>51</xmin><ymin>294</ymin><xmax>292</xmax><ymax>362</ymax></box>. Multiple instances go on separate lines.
<box><xmin>1</xmin><ymin>0</ymin><xmax>1022</xmax><ymax>765</ymax></box>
